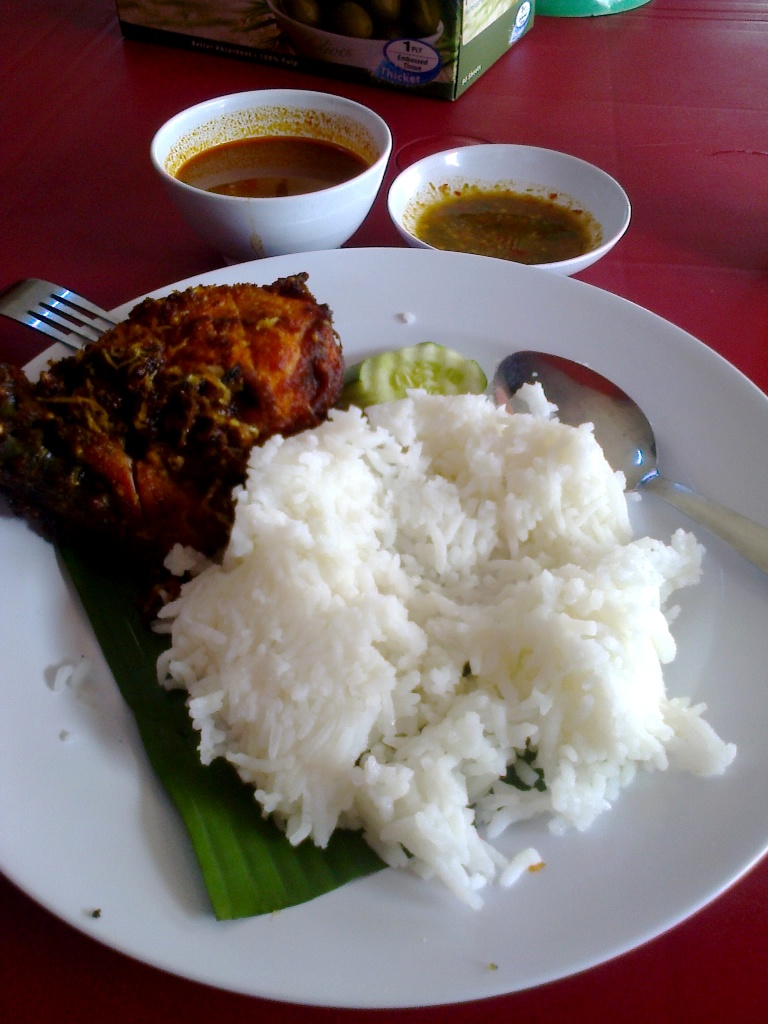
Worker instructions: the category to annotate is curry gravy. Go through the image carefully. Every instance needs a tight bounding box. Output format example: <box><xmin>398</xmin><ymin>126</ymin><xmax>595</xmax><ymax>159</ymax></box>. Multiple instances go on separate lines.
<box><xmin>176</xmin><ymin>136</ymin><xmax>370</xmax><ymax>198</ymax></box>
<box><xmin>412</xmin><ymin>185</ymin><xmax>600</xmax><ymax>264</ymax></box>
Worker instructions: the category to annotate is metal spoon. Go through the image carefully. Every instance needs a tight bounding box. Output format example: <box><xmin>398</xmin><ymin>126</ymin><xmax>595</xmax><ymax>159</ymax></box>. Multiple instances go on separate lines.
<box><xmin>493</xmin><ymin>350</ymin><xmax>768</xmax><ymax>574</ymax></box>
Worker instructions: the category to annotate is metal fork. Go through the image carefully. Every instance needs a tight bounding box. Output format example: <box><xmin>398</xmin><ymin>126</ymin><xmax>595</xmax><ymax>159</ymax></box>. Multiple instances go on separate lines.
<box><xmin>0</xmin><ymin>278</ymin><xmax>116</xmax><ymax>350</ymax></box>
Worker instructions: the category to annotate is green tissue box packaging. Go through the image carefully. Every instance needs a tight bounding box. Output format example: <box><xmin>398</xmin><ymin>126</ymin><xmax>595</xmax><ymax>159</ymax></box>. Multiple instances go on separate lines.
<box><xmin>116</xmin><ymin>0</ymin><xmax>534</xmax><ymax>100</ymax></box>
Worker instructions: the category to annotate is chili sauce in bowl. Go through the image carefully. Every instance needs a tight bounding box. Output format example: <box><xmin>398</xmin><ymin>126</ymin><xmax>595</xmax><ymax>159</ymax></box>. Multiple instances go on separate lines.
<box><xmin>388</xmin><ymin>144</ymin><xmax>631</xmax><ymax>276</ymax></box>
<box><xmin>410</xmin><ymin>184</ymin><xmax>599</xmax><ymax>265</ymax></box>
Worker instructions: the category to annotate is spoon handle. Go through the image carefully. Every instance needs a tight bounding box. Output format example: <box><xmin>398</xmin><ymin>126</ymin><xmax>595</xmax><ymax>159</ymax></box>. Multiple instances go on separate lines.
<box><xmin>642</xmin><ymin>474</ymin><xmax>768</xmax><ymax>574</ymax></box>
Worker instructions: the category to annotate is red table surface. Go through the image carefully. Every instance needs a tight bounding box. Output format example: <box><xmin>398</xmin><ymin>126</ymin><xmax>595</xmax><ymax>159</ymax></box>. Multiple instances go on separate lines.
<box><xmin>2</xmin><ymin>1</ymin><xmax>767</xmax><ymax>1020</ymax></box>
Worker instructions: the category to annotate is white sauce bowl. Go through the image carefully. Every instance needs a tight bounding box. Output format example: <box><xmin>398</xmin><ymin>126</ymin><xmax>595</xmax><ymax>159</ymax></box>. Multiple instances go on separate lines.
<box><xmin>387</xmin><ymin>144</ymin><xmax>631</xmax><ymax>276</ymax></box>
<box><xmin>151</xmin><ymin>89</ymin><xmax>392</xmax><ymax>263</ymax></box>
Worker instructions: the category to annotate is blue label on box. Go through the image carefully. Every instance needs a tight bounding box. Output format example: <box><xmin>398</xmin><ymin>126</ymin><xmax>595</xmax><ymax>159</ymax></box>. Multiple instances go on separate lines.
<box><xmin>375</xmin><ymin>38</ymin><xmax>442</xmax><ymax>87</ymax></box>
<box><xmin>510</xmin><ymin>1</ymin><xmax>532</xmax><ymax>42</ymax></box>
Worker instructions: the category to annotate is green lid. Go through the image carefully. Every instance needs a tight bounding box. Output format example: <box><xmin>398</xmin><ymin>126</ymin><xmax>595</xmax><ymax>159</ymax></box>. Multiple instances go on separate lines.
<box><xmin>537</xmin><ymin>0</ymin><xmax>652</xmax><ymax>15</ymax></box>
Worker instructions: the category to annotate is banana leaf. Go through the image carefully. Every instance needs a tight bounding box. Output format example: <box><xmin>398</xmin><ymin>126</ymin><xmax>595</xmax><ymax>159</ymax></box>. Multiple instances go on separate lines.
<box><xmin>58</xmin><ymin>543</ymin><xmax>385</xmax><ymax>920</ymax></box>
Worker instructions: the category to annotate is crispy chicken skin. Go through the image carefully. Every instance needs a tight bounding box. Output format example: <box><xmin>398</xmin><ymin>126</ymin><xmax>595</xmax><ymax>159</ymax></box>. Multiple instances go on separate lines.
<box><xmin>0</xmin><ymin>275</ymin><xmax>342</xmax><ymax>560</ymax></box>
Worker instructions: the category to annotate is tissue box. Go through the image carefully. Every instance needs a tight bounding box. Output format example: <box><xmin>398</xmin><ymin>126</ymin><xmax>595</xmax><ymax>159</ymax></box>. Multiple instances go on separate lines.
<box><xmin>116</xmin><ymin>0</ymin><xmax>534</xmax><ymax>101</ymax></box>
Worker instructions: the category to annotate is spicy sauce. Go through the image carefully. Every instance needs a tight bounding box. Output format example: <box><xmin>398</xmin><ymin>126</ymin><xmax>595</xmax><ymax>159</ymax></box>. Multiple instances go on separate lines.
<box><xmin>412</xmin><ymin>185</ymin><xmax>599</xmax><ymax>265</ymax></box>
<box><xmin>175</xmin><ymin>136</ymin><xmax>370</xmax><ymax>198</ymax></box>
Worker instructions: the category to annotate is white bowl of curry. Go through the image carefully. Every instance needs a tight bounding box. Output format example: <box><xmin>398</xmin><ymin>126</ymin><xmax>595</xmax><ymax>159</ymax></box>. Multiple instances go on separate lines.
<box><xmin>387</xmin><ymin>144</ymin><xmax>631</xmax><ymax>276</ymax></box>
<box><xmin>151</xmin><ymin>89</ymin><xmax>392</xmax><ymax>263</ymax></box>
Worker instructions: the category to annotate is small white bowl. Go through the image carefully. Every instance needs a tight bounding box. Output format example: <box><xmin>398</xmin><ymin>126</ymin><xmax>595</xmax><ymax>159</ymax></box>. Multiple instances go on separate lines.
<box><xmin>151</xmin><ymin>89</ymin><xmax>392</xmax><ymax>263</ymax></box>
<box><xmin>387</xmin><ymin>144</ymin><xmax>631</xmax><ymax>275</ymax></box>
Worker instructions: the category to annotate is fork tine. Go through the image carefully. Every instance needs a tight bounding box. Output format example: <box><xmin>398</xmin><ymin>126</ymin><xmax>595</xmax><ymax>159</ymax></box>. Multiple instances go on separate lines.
<box><xmin>14</xmin><ymin>310</ymin><xmax>86</xmax><ymax>347</ymax></box>
<box><xmin>0</xmin><ymin>278</ymin><xmax>116</xmax><ymax>351</ymax></box>
<box><xmin>43</xmin><ymin>282</ymin><xmax>116</xmax><ymax>330</ymax></box>
<box><xmin>26</xmin><ymin>305</ymin><xmax>108</xmax><ymax>347</ymax></box>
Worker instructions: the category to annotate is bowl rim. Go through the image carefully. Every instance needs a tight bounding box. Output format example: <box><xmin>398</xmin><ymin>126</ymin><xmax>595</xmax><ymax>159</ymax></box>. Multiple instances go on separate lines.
<box><xmin>386</xmin><ymin>143</ymin><xmax>631</xmax><ymax>272</ymax></box>
<box><xmin>150</xmin><ymin>88</ymin><xmax>393</xmax><ymax>205</ymax></box>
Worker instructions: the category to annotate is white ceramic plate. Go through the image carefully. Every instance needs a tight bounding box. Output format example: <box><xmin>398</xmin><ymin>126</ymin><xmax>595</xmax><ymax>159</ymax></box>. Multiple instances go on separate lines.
<box><xmin>2</xmin><ymin>248</ymin><xmax>767</xmax><ymax>1009</ymax></box>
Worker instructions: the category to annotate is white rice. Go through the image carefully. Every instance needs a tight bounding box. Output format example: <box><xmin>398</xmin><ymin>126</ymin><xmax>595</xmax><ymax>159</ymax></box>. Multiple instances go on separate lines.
<box><xmin>157</xmin><ymin>387</ymin><xmax>735</xmax><ymax>907</ymax></box>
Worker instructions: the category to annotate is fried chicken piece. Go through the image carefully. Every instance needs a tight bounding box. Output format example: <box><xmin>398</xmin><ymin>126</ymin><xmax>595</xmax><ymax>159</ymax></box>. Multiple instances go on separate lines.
<box><xmin>0</xmin><ymin>275</ymin><xmax>342</xmax><ymax>560</ymax></box>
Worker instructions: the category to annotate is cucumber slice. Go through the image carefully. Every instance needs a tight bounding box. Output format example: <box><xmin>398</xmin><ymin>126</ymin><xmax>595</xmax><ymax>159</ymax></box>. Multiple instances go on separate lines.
<box><xmin>341</xmin><ymin>342</ymin><xmax>487</xmax><ymax>408</ymax></box>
